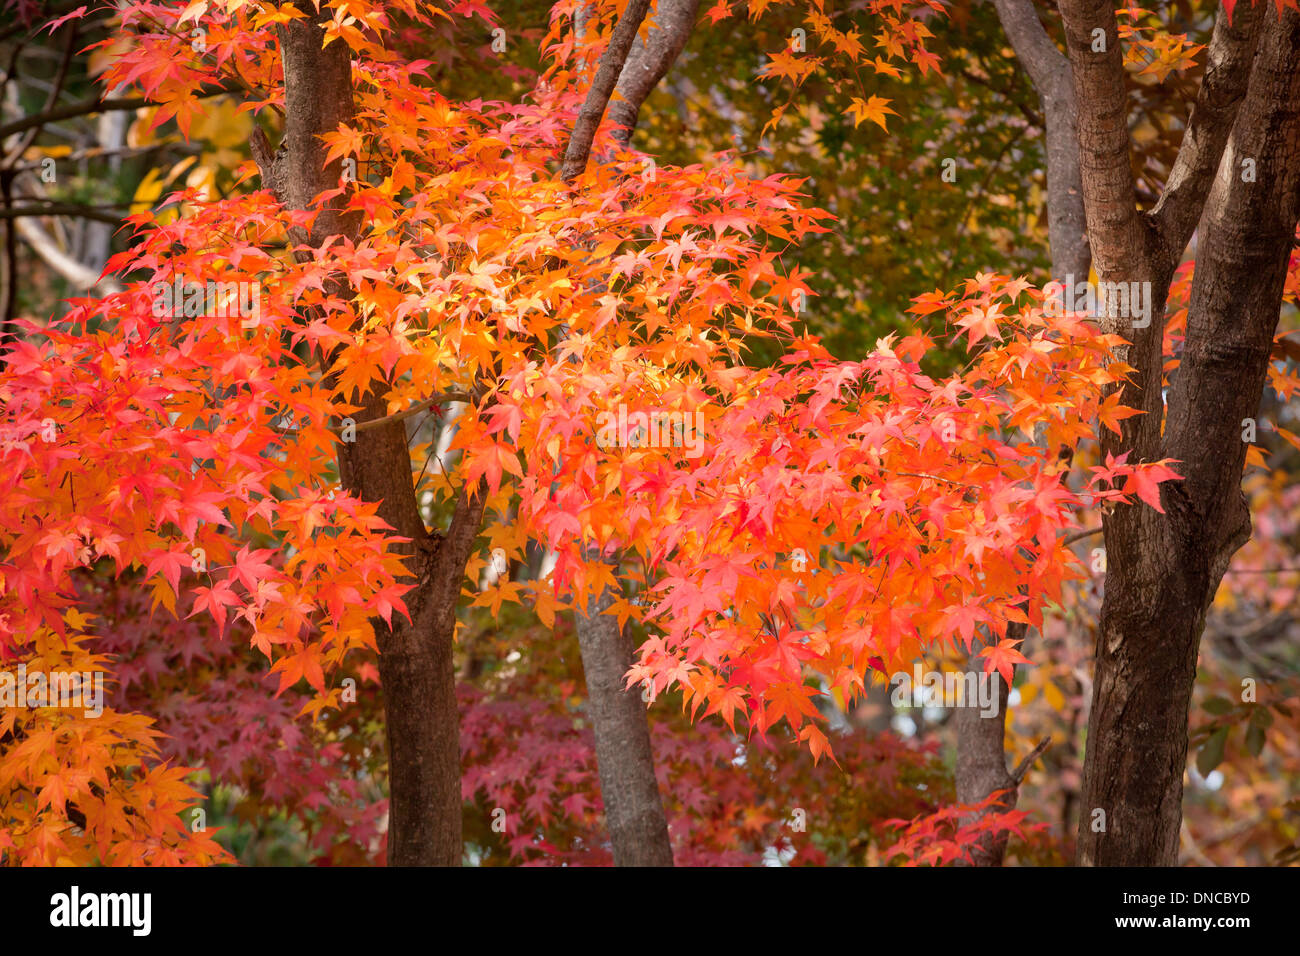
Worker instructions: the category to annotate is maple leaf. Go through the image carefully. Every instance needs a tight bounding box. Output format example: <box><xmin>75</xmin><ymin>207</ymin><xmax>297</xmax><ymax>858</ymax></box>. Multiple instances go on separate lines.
<box><xmin>846</xmin><ymin>95</ymin><xmax>898</xmax><ymax>131</ymax></box>
<box><xmin>1122</xmin><ymin>460</ymin><xmax>1183</xmax><ymax>513</ymax></box>
<box><xmin>955</xmin><ymin>306</ymin><xmax>1003</xmax><ymax>348</ymax></box>
<box><xmin>979</xmin><ymin>638</ymin><xmax>1032</xmax><ymax>686</ymax></box>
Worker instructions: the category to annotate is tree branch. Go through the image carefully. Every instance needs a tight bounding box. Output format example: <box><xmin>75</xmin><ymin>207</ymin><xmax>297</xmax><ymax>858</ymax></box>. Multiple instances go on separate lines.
<box><xmin>606</xmin><ymin>0</ymin><xmax>701</xmax><ymax>149</ymax></box>
<box><xmin>992</xmin><ymin>0</ymin><xmax>1090</xmax><ymax>278</ymax></box>
<box><xmin>11</xmin><ymin>212</ymin><xmax>123</xmax><ymax>294</ymax></box>
<box><xmin>1056</xmin><ymin>0</ymin><xmax>1148</xmax><ymax>278</ymax></box>
<box><xmin>0</xmin><ymin>202</ymin><xmax>128</xmax><ymax>225</ymax></box>
<box><xmin>1011</xmin><ymin>735</ymin><xmax>1053</xmax><ymax>785</ymax></box>
<box><xmin>1148</xmin><ymin>3</ymin><xmax>1261</xmax><ymax>270</ymax></box>
<box><xmin>3</xmin><ymin>22</ymin><xmax>78</xmax><ymax>165</ymax></box>
<box><xmin>0</xmin><ymin>82</ymin><xmax>243</xmax><ymax>141</ymax></box>
<box><xmin>333</xmin><ymin>391</ymin><xmax>474</xmax><ymax>435</ymax></box>
<box><xmin>1063</xmin><ymin>525</ymin><xmax>1102</xmax><ymax>546</ymax></box>
<box><xmin>992</xmin><ymin>0</ymin><xmax>1067</xmax><ymax>91</ymax></box>
<box><xmin>560</xmin><ymin>0</ymin><xmax>654</xmax><ymax>181</ymax></box>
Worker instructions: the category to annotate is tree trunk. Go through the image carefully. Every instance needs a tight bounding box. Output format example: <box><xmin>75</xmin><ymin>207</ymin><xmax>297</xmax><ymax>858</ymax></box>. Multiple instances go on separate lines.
<box><xmin>952</xmin><ymin>0</ymin><xmax>1092</xmax><ymax>865</ymax></box>
<box><xmin>563</xmin><ymin>0</ymin><xmax>699</xmax><ymax>866</ymax></box>
<box><xmin>952</xmin><ymin>660</ymin><xmax>1015</xmax><ymax>866</ymax></box>
<box><xmin>255</xmin><ymin>4</ymin><xmax>488</xmax><ymax>866</ymax></box>
<box><xmin>576</xmin><ymin>582</ymin><xmax>675</xmax><ymax>865</ymax></box>
<box><xmin>1058</xmin><ymin>0</ymin><xmax>1300</xmax><ymax>864</ymax></box>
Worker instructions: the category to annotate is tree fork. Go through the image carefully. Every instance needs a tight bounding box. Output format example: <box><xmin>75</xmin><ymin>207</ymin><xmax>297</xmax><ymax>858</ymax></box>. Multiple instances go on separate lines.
<box><xmin>256</xmin><ymin>3</ymin><xmax>483</xmax><ymax>865</ymax></box>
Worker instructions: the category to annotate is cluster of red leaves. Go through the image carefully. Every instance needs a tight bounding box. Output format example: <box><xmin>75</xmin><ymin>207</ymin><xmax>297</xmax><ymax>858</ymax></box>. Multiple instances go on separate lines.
<box><xmin>881</xmin><ymin>789</ymin><xmax>1046</xmax><ymax>867</ymax></box>
<box><xmin>497</xmin><ymin>273</ymin><xmax>1181</xmax><ymax>760</ymax></box>
<box><xmin>80</xmin><ymin>570</ymin><xmax>389</xmax><ymax>864</ymax></box>
<box><xmin>459</xmin><ymin>635</ymin><xmax>952</xmax><ymax>865</ymax></box>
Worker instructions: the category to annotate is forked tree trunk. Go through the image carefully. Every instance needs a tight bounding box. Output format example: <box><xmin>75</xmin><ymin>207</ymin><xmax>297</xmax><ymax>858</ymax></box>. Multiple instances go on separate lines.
<box><xmin>254</xmin><ymin>4</ymin><xmax>486</xmax><ymax>866</ymax></box>
<box><xmin>1058</xmin><ymin>0</ymin><xmax>1300</xmax><ymax>864</ymax></box>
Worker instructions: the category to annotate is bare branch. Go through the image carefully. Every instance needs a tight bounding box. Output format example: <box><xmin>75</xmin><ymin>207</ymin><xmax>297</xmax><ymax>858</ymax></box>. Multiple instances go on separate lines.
<box><xmin>0</xmin><ymin>82</ymin><xmax>242</xmax><ymax>141</ymax></box>
<box><xmin>991</xmin><ymin>0</ymin><xmax>1066</xmax><ymax>91</ymax></box>
<box><xmin>332</xmin><ymin>392</ymin><xmax>475</xmax><ymax>435</ymax></box>
<box><xmin>607</xmin><ymin>0</ymin><xmax>701</xmax><ymax>149</ymax></box>
<box><xmin>11</xmin><ymin>214</ymin><xmax>123</xmax><ymax>294</ymax></box>
<box><xmin>1011</xmin><ymin>736</ymin><xmax>1053</xmax><ymax>785</ymax></box>
<box><xmin>3</xmin><ymin>23</ymin><xmax>78</xmax><ymax>164</ymax></box>
<box><xmin>1063</xmin><ymin>525</ymin><xmax>1102</xmax><ymax>546</ymax></box>
<box><xmin>0</xmin><ymin>202</ymin><xmax>128</xmax><ymax>225</ymax></box>
<box><xmin>1148</xmin><ymin>4</ymin><xmax>1261</xmax><ymax>269</ymax></box>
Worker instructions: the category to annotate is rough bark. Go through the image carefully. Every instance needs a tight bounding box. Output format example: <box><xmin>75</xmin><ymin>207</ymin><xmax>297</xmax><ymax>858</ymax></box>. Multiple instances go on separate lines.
<box><xmin>1057</xmin><ymin>0</ymin><xmax>1300</xmax><ymax>865</ymax></box>
<box><xmin>562</xmin><ymin>0</ymin><xmax>700</xmax><ymax>866</ymax></box>
<box><xmin>951</xmin><ymin>664</ymin><xmax>1016</xmax><ymax>866</ymax></box>
<box><xmin>254</xmin><ymin>4</ymin><xmax>486</xmax><ymax>866</ymax></box>
<box><xmin>606</xmin><ymin>0</ymin><xmax>700</xmax><ymax>150</ymax></box>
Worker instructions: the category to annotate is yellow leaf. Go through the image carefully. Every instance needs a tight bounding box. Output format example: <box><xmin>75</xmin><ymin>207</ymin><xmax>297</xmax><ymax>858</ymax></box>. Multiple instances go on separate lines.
<box><xmin>1044</xmin><ymin>680</ymin><xmax>1065</xmax><ymax>712</ymax></box>
<box><xmin>846</xmin><ymin>95</ymin><xmax>897</xmax><ymax>131</ymax></box>
<box><xmin>130</xmin><ymin>167</ymin><xmax>165</xmax><ymax>215</ymax></box>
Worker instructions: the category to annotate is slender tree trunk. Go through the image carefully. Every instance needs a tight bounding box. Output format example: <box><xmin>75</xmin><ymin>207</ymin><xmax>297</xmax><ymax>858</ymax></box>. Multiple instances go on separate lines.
<box><xmin>563</xmin><ymin>0</ymin><xmax>699</xmax><ymax>866</ymax></box>
<box><xmin>1057</xmin><ymin>0</ymin><xmax>1300</xmax><ymax>864</ymax></box>
<box><xmin>952</xmin><ymin>0</ymin><xmax>1091</xmax><ymax>865</ymax></box>
<box><xmin>576</xmin><ymin>582</ymin><xmax>674</xmax><ymax>865</ymax></box>
<box><xmin>254</xmin><ymin>4</ymin><xmax>487</xmax><ymax>865</ymax></box>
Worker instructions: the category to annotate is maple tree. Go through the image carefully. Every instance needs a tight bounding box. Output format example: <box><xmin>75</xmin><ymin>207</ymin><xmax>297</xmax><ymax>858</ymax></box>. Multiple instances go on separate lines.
<box><xmin>1</xmin><ymin>0</ymin><xmax>1298</xmax><ymax>871</ymax></box>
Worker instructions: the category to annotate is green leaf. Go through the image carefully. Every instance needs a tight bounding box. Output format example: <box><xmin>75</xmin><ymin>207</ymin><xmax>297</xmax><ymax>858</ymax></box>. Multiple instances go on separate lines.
<box><xmin>1202</xmin><ymin>696</ymin><xmax>1234</xmax><ymax>715</ymax></box>
<box><xmin>1197</xmin><ymin>727</ymin><xmax>1229</xmax><ymax>776</ymax></box>
<box><xmin>1245</xmin><ymin>723</ymin><xmax>1266</xmax><ymax>757</ymax></box>
<box><xmin>1250</xmin><ymin>706</ymin><xmax>1274</xmax><ymax>729</ymax></box>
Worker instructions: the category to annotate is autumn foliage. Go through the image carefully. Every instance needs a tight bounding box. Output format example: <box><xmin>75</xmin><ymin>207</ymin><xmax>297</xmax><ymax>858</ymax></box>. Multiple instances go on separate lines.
<box><xmin>6</xmin><ymin>0</ymin><xmax>1290</xmax><ymax>867</ymax></box>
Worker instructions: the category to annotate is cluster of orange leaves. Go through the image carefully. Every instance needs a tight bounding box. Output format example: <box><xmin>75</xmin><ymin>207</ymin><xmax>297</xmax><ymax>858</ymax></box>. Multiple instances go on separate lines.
<box><xmin>0</xmin><ymin>0</ymin><xmax>1184</xmax><ymax>862</ymax></box>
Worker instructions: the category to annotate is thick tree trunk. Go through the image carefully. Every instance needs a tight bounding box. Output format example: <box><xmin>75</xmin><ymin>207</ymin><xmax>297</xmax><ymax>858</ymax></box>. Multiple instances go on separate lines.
<box><xmin>362</xmin><ymin>479</ymin><xmax>485</xmax><ymax>866</ymax></box>
<box><xmin>1057</xmin><ymin>0</ymin><xmax>1300</xmax><ymax>864</ymax></box>
<box><xmin>255</xmin><ymin>5</ymin><xmax>488</xmax><ymax>865</ymax></box>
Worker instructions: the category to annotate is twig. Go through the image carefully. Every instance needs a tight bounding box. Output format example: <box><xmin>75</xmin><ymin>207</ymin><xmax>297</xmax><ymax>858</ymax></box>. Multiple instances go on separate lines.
<box><xmin>1063</xmin><ymin>525</ymin><xmax>1102</xmax><ymax>546</ymax></box>
<box><xmin>332</xmin><ymin>391</ymin><xmax>473</xmax><ymax>435</ymax></box>
<box><xmin>0</xmin><ymin>82</ymin><xmax>243</xmax><ymax>140</ymax></box>
<box><xmin>4</xmin><ymin>23</ymin><xmax>78</xmax><ymax>165</ymax></box>
<box><xmin>0</xmin><ymin>202</ymin><xmax>129</xmax><ymax>225</ymax></box>
<box><xmin>1011</xmin><ymin>735</ymin><xmax>1052</xmax><ymax>785</ymax></box>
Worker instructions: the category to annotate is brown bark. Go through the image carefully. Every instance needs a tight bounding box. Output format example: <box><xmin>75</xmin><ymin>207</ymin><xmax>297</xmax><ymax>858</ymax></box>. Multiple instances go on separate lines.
<box><xmin>1057</xmin><ymin>0</ymin><xmax>1300</xmax><ymax>865</ymax></box>
<box><xmin>561</xmin><ymin>0</ymin><xmax>653</xmax><ymax>182</ymax></box>
<box><xmin>254</xmin><ymin>5</ymin><xmax>487</xmax><ymax>866</ymax></box>
<box><xmin>951</xmin><ymin>660</ymin><xmax>1016</xmax><ymax>867</ymax></box>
